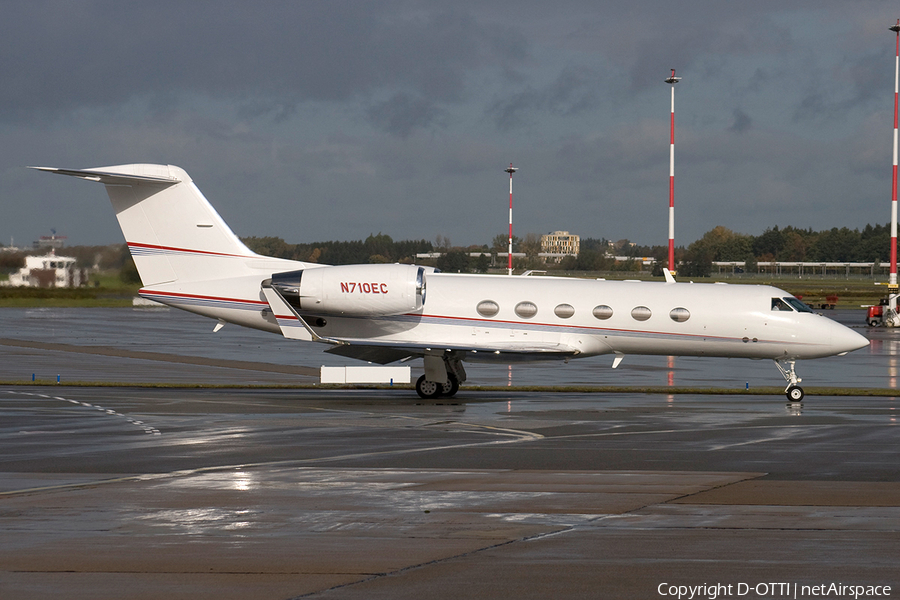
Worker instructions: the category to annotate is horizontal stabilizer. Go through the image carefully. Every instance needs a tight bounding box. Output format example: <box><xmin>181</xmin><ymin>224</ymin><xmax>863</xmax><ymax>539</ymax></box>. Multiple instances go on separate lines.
<box><xmin>30</xmin><ymin>166</ymin><xmax>179</xmax><ymax>186</ymax></box>
<box><xmin>33</xmin><ymin>163</ymin><xmax>266</xmax><ymax>287</ymax></box>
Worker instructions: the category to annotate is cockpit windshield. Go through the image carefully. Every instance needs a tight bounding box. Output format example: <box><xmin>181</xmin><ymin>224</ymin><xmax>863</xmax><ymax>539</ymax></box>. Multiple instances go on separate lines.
<box><xmin>784</xmin><ymin>297</ymin><xmax>814</xmax><ymax>313</ymax></box>
<box><xmin>771</xmin><ymin>298</ymin><xmax>793</xmax><ymax>311</ymax></box>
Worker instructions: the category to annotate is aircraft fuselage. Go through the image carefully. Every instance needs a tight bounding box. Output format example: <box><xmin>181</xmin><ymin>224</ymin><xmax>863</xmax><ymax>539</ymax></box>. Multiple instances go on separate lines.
<box><xmin>139</xmin><ymin>270</ymin><xmax>864</xmax><ymax>363</ymax></box>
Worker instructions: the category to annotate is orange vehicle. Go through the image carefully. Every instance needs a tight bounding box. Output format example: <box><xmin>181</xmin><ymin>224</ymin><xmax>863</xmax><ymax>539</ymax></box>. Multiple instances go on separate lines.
<box><xmin>867</xmin><ymin>296</ymin><xmax>894</xmax><ymax>326</ymax></box>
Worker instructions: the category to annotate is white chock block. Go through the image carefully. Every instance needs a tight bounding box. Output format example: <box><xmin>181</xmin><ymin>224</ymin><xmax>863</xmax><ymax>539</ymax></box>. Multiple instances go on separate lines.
<box><xmin>320</xmin><ymin>366</ymin><xmax>411</xmax><ymax>384</ymax></box>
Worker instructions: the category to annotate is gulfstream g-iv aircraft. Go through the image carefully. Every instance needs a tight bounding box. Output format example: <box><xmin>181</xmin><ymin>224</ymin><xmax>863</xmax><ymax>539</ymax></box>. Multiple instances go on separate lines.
<box><xmin>34</xmin><ymin>164</ymin><xmax>868</xmax><ymax>402</ymax></box>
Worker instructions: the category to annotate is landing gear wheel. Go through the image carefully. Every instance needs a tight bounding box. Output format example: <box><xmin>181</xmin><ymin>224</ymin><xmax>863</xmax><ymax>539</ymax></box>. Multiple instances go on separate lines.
<box><xmin>786</xmin><ymin>385</ymin><xmax>804</xmax><ymax>403</ymax></box>
<box><xmin>440</xmin><ymin>373</ymin><xmax>459</xmax><ymax>398</ymax></box>
<box><xmin>415</xmin><ymin>374</ymin><xmax>443</xmax><ymax>399</ymax></box>
<box><xmin>775</xmin><ymin>359</ymin><xmax>805</xmax><ymax>403</ymax></box>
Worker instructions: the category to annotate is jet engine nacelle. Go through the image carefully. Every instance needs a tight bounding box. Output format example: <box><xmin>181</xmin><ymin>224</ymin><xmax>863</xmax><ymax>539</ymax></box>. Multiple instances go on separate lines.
<box><xmin>269</xmin><ymin>264</ymin><xmax>431</xmax><ymax>317</ymax></box>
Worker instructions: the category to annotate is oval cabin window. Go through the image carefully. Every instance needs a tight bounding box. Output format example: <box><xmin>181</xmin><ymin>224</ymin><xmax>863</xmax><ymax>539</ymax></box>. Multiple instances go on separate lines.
<box><xmin>476</xmin><ymin>300</ymin><xmax>500</xmax><ymax>318</ymax></box>
<box><xmin>515</xmin><ymin>301</ymin><xmax>538</xmax><ymax>319</ymax></box>
<box><xmin>592</xmin><ymin>305</ymin><xmax>613</xmax><ymax>320</ymax></box>
<box><xmin>631</xmin><ymin>306</ymin><xmax>652</xmax><ymax>321</ymax></box>
<box><xmin>669</xmin><ymin>307</ymin><xmax>690</xmax><ymax>323</ymax></box>
<box><xmin>554</xmin><ymin>303</ymin><xmax>575</xmax><ymax>319</ymax></box>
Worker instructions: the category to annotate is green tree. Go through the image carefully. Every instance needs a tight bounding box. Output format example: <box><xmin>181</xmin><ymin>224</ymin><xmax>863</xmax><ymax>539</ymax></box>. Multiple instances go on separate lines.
<box><xmin>120</xmin><ymin>256</ymin><xmax>141</xmax><ymax>284</ymax></box>
<box><xmin>436</xmin><ymin>250</ymin><xmax>470</xmax><ymax>273</ymax></box>
<box><xmin>808</xmin><ymin>227</ymin><xmax>860</xmax><ymax>261</ymax></box>
<box><xmin>473</xmin><ymin>253</ymin><xmax>491</xmax><ymax>273</ymax></box>
<box><xmin>753</xmin><ymin>226</ymin><xmax>784</xmax><ymax>258</ymax></box>
<box><xmin>780</xmin><ymin>230</ymin><xmax>807</xmax><ymax>261</ymax></box>
<box><xmin>242</xmin><ymin>236</ymin><xmax>293</xmax><ymax>258</ymax></box>
<box><xmin>690</xmin><ymin>226</ymin><xmax>752</xmax><ymax>261</ymax></box>
<box><xmin>492</xmin><ymin>233</ymin><xmax>519</xmax><ymax>252</ymax></box>
<box><xmin>858</xmin><ymin>223</ymin><xmax>889</xmax><ymax>261</ymax></box>
<box><xmin>574</xmin><ymin>249</ymin><xmax>614</xmax><ymax>271</ymax></box>
<box><xmin>558</xmin><ymin>255</ymin><xmax>578</xmax><ymax>271</ymax></box>
<box><xmin>0</xmin><ymin>252</ymin><xmax>25</xmax><ymax>270</ymax></box>
<box><xmin>743</xmin><ymin>253</ymin><xmax>758</xmax><ymax>273</ymax></box>
<box><xmin>681</xmin><ymin>237</ymin><xmax>714</xmax><ymax>277</ymax></box>
<box><xmin>365</xmin><ymin>233</ymin><xmax>394</xmax><ymax>260</ymax></box>
<box><xmin>520</xmin><ymin>233</ymin><xmax>542</xmax><ymax>257</ymax></box>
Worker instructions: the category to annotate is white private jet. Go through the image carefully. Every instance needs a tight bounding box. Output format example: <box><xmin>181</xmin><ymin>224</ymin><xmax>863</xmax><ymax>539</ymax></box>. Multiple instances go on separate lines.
<box><xmin>34</xmin><ymin>164</ymin><xmax>868</xmax><ymax>402</ymax></box>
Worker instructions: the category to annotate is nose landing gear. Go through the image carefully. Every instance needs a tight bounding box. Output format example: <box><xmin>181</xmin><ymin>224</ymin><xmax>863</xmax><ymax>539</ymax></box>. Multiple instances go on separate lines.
<box><xmin>774</xmin><ymin>359</ymin><xmax>804</xmax><ymax>402</ymax></box>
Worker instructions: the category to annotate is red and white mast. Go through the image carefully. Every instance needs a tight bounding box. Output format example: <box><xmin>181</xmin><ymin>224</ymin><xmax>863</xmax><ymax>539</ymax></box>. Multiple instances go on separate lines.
<box><xmin>505</xmin><ymin>163</ymin><xmax>518</xmax><ymax>276</ymax></box>
<box><xmin>890</xmin><ymin>21</ymin><xmax>899</xmax><ymax>293</ymax></box>
<box><xmin>665</xmin><ymin>69</ymin><xmax>681</xmax><ymax>273</ymax></box>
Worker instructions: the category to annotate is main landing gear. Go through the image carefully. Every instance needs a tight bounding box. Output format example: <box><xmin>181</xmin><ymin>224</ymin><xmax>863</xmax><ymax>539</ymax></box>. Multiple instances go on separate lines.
<box><xmin>415</xmin><ymin>373</ymin><xmax>459</xmax><ymax>399</ymax></box>
<box><xmin>415</xmin><ymin>354</ymin><xmax>466</xmax><ymax>399</ymax></box>
<box><xmin>774</xmin><ymin>359</ymin><xmax>804</xmax><ymax>402</ymax></box>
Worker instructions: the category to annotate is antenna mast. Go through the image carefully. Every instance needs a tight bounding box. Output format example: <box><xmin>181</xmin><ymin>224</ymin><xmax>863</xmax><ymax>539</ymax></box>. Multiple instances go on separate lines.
<box><xmin>890</xmin><ymin>21</ymin><xmax>899</xmax><ymax>293</ymax></box>
<box><xmin>505</xmin><ymin>163</ymin><xmax>518</xmax><ymax>276</ymax></box>
<box><xmin>665</xmin><ymin>69</ymin><xmax>681</xmax><ymax>273</ymax></box>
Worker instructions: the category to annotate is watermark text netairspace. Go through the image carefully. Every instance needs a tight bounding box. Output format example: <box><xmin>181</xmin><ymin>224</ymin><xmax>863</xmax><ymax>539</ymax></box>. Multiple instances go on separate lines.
<box><xmin>657</xmin><ymin>582</ymin><xmax>892</xmax><ymax>599</ymax></box>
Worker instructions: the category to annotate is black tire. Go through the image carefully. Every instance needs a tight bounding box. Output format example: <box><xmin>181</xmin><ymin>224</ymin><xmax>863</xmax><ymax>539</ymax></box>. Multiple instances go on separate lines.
<box><xmin>868</xmin><ymin>318</ymin><xmax>879</xmax><ymax>327</ymax></box>
<box><xmin>786</xmin><ymin>385</ymin><xmax>804</xmax><ymax>403</ymax></box>
<box><xmin>416</xmin><ymin>374</ymin><xmax>443</xmax><ymax>399</ymax></box>
<box><xmin>440</xmin><ymin>373</ymin><xmax>460</xmax><ymax>398</ymax></box>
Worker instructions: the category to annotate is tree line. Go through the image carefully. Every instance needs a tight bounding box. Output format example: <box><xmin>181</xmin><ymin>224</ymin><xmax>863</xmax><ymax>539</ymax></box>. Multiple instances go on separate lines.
<box><xmin>665</xmin><ymin>224</ymin><xmax>891</xmax><ymax>277</ymax></box>
<box><xmin>1</xmin><ymin>223</ymin><xmax>893</xmax><ymax>279</ymax></box>
<box><xmin>241</xmin><ymin>233</ymin><xmax>434</xmax><ymax>265</ymax></box>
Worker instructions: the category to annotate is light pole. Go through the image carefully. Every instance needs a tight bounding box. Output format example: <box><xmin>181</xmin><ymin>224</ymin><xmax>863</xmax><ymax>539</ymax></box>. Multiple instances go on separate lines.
<box><xmin>890</xmin><ymin>20</ymin><xmax>899</xmax><ymax>294</ymax></box>
<box><xmin>505</xmin><ymin>163</ymin><xmax>518</xmax><ymax>275</ymax></box>
<box><xmin>665</xmin><ymin>69</ymin><xmax>681</xmax><ymax>274</ymax></box>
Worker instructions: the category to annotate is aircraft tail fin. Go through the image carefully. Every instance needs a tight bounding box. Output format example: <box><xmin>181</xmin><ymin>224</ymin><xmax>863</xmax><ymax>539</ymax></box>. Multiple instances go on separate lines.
<box><xmin>33</xmin><ymin>164</ymin><xmax>264</xmax><ymax>286</ymax></box>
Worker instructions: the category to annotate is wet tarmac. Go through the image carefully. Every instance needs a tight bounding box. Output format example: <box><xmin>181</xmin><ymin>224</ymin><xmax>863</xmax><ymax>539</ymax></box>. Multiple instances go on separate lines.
<box><xmin>1</xmin><ymin>306</ymin><xmax>898</xmax><ymax>389</ymax></box>
<box><xmin>0</xmin><ymin>307</ymin><xmax>899</xmax><ymax>599</ymax></box>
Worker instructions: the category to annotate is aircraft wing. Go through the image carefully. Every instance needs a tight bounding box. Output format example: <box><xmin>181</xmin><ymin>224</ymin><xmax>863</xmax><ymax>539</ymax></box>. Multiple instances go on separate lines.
<box><xmin>324</xmin><ymin>338</ymin><xmax>582</xmax><ymax>364</ymax></box>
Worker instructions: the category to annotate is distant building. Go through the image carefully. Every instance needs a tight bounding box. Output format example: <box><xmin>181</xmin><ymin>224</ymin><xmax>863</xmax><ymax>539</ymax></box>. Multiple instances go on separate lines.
<box><xmin>1</xmin><ymin>252</ymin><xmax>85</xmax><ymax>288</ymax></box>
<box><xmin>33</xmin><ymin>232</ymin><xmax>67</xmax><ymax>250</ymax></box>
<box><xmin>540</xmin><ymin>231</ymin><xmax>580</xmax><ymax>262</ymax></box>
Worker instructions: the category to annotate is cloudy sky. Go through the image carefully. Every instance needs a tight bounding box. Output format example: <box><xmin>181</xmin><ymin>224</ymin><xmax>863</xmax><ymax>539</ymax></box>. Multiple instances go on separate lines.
<box><xmin>2</xmin><ymin>1</ymin><xmax>899</xmax><ymax>250</ymax></box>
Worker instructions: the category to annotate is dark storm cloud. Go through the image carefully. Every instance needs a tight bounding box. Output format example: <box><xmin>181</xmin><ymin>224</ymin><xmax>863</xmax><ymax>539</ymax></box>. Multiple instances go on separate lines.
<box><xmin>3</xmin><ymin>0</ymin><xmax>899</xmax><ymax>249</ymax></box>
<box><xmin>366</xmin><ymin>93</ymin><xmax>446</xmax><ymax>138</ymax></box>
<box><xmin>540</xmin><ymin>1</ymin><xmax>795</xmax><ymax>94</ymax></box>
<box><xmin>487</xmin><ymin>65</ymin><xmax>602</xmax><ymax>130</ymax></box>
<box><xmin>729</xmin><ymin>108</ymin><xmax>752</xmax><ymax>133</ymax></box>
<box><xmin>0</xmin><ymin>1</ymin><xmax>526</xmax><ymax>123</ymax></box>
<box><xmin>792</xmin><ymin>49</ymin><xmax>893</xmax><ymax>123</ymax></box>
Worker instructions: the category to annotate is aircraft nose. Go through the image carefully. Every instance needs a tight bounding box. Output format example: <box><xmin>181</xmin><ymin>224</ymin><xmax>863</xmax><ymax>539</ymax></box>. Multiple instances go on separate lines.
<box><xmin>831</xmin><ymin>321</ymin><xmax>869</xmax><ymax>355</ymax></box>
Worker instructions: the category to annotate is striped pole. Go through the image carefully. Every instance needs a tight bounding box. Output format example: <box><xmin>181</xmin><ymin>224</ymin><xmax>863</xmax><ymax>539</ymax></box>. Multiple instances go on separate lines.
<box><xmin>665</xmin><ymin>69</ymin><xmax>681</xmax><ymax>273</ymax></box>
<box><xmin>505</xmin><ymin>163</ymin><xmax>518</xmax><ymax>276</ymax></box>
<box><xmin>890</xmin><ymin>21</ymin><xmax>899</xmax><ymax>291</ymax></box>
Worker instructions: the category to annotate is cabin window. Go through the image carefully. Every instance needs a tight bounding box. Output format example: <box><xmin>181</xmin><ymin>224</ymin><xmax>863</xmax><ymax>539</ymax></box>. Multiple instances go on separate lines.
<box><xmin>592</xmin><ymin>305</ymin><xmax>613</xmax><ymax>320</ymax></box>
<box><xmin>515</xmin><ymin>301</ymin><xmax>538</xmax><ymax>319</ymax></box>
<box><xmin>669</xmin><ymin>307</ymin><xmax>690</xmax><ymax>323</ymax></box>
<box><xmin>631</xmin><ymin>306</ymin><xmax>651</xmax><ymax>321</ymax></box>
<box><xmin>554</xmin><ymin>303</ymin><xmax>575</xmax><ymax>319</ymax></box>
<box><xmin>771</xmin><ymin>298</ymin><xmax>793</xmax><ymax>311</ymax></box>
<box><xmin>784</xmin><ymin>297</ymin><xmax>814</xmax><ymax>313</ymax></box>
<box><xmin>476</xmin><ymin>300</ymin><xmax>500</xmax><ymax>317</ymax></box>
